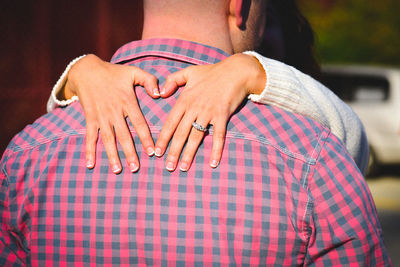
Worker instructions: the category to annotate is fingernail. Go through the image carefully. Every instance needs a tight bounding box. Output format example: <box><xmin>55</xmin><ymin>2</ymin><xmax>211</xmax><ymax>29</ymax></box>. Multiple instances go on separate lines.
<box><xmin>112</xmin><ymin>164</ymin><xmax>121</xmax><ymax>174</ymax></box>
<box><xmin>210</xmin><ymin>159</ymin><xmax>219</xmax><ymax>168</ymax></box>
<box><xmin>160</xmin><ymin>88</ymin><xmax>166</xmax><ymax>95</ymax></box>
<box><xmin>86</xmin><ymin>160</ymin><xmax>94</xmax><ymax>169</ymax></box>
<box><xmin>155</xmin><ymin>147</ymin><xmax>162</xmax><ymax>157</ymax></box>
<box><xmin>166</xmin><ymin>161</ymin><xmax>175</xmax><ymax>171</ymax></box>
<box><xmin>180</xmin><ymin>162</ymin><xmax>188</xmax><ymax>172</ymax></box>
<box><xmin>147</xmin><ymin>147</ymin><xmax>155</xmax><ymax>156</ymax></box>
<box><xmin>153</xmin><ymin>88</ymin><xmax>160</xmax><ymax>96</ymax></box>
<box><xmin>129</xmin><ymin>163</ymin><xmax>139</xmax><ymax>172</ymax></box>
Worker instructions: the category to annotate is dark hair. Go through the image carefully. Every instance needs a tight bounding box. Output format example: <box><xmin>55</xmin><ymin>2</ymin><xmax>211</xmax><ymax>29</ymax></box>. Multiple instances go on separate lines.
<box><xmin>257</xmin><ymin>0</ymin><xmax>321</xmax><ymax>80</ymax></box>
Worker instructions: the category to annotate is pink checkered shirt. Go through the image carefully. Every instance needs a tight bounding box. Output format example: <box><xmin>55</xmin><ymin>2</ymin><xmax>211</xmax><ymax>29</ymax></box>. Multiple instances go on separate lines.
<box><xmin>0</xmin><ymin>39</ymin><xmax>391</xmax><ymax>266</ymax></box>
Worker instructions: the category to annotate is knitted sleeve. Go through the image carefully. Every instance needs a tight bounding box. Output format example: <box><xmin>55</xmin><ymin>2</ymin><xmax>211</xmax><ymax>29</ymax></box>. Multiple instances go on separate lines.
<box><xmin>244</xmin><ymin>51</ymin><xmax>368</xmax><ymax>174</ymax></box>
<box><xmin>46</xmin><ymin>55</ymin><xmax>86</xmax><ymax>112</ymax></box>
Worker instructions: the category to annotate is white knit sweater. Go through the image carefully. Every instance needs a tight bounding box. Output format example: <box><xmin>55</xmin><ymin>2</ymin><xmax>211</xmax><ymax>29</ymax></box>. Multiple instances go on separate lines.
<box><xmin>47</xmin><ymin>52</ymin><xmax>369</xmax><ymax>174</ymax></box>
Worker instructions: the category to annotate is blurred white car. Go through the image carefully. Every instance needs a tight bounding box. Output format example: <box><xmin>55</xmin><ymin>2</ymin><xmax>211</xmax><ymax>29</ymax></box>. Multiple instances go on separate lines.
<box><xmin>322</xmin><ymin>65</ymin><xmax>400</xmax><ymax>175</ymax></box>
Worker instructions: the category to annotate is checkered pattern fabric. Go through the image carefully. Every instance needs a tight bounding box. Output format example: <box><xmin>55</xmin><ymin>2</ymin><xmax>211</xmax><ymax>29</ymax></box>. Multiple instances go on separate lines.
<box><xmin>0</xmin><ymin>38</ymin><xmax>391</xmax><ymax>266</ymax></box>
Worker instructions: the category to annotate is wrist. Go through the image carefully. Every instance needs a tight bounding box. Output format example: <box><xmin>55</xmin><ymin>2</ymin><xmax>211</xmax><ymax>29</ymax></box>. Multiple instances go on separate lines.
<box><xmin>65</xmin><ymin>54</ymin><xmax>101</xmax><ymax>98</ymax></box>
<box><xmin>48</xmin><ymin>54</ymin><xmax>86</xmax><ymax>112</ymax></box>
<box><xmin>62</xmin><ymin>80</ymin><xmax>76</xmax><ymax>100</ymax></box>
<box><xmin>233</xmin><ymin>53</ymin><xmax>266</xmax><ymax>95</ymax></box>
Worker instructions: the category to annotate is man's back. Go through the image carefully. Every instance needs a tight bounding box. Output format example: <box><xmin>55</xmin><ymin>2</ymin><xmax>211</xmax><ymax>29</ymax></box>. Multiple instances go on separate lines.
<box><xmin>0</xmin><ymin>39</ymin><xmax>389</xmax><ymax>265</ymax></box>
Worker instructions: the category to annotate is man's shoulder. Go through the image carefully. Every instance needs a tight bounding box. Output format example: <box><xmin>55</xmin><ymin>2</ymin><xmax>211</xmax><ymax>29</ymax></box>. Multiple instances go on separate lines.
<box><xmin>230</xmin><ymin>101</ymin><xmax>333</xmax><ymax>165</ymax></box>
<box><xmin>2</xmin><ymin>102</ymin><xmax>85</xmax><ymax>156</ymax></box>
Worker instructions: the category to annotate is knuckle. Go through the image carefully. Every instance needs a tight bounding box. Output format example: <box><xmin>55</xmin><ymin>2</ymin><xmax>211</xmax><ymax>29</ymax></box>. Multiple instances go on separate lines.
<box><xmin>85</xmin><ymin>134</ymin><xmax>96</xmax><ymax>145</ymax></box>
<box><xmin>184</xmin><ymin>66</ymin><xmax>194</xmax><ymax>74</ymax></box>
<box><xmin>86</xmin><ymin>116</ymin><xmax>98</xmax><ymax>126</ymax></box>
<box><xmin>150</xmin><ymin>75</ymin><xmax>158</xmax><ymax>83</ymax></box>
<box><xmin>117</xmin><ymin>128</ymin><xmax>132</xmax><ymax>141</ymax></box>
<box><xmin>87</xmin><ymin>127</ymin><xmax>99</xmax><ymax>137</ymax></box>
<box><xmin>122</xmin><ymin>148</ymin><xmax>134</xmax><ymax>159</ymax></box>
<box><xmin>120</xmin><ymin>93</ymin><xmax>133</xmax><ymax>107</ymax></box>
<box><xmin>86</xmin><ymin>130</ymin><xmax>97</xmax><ymax>141</ymax></box>
<box><xmin>108</xmin><ymin>158</ymin><xmax>119</xmax><ymax>167</ymax></box>
<box><xmin>98</xmin><ymin>115</ymin><xmax>113</xmax><ymax>126</ymax></box>
<box><xmin>138</xmin><ymin>133</ymin><xmax>152</xmax><ymax>146</ymax></box>
<box><xmin>133</xmin><ymin>118</ymin><xmax>147</xmax><ymax>129</ymax></box>
<box><xmin>181</xmin><ymin>156</ymin><xmax>192</xmax><ymax>165</ymax></box>
<box><xmin>101</xmin><ymin>132</ymin><xmax>114</xmax><ymax>143</ymax></box>
<box><xmin>174</xmin><ymin>128</ymin><xmax>189</xmax><ymax>140</ymax></box>
<box><xmin>117</xmin><ymin>133</ymin><xmax>131</xmax><ymax>143</ymax></box>
<box><xmin>166</xmin><ymin>152</ymin><xmax>178</xmax><ymax>162</ymax></box>
<box><xmin>213</xmin><ymin>131</ymin><xmax>226</xmax><ymax>139</ymax></box>
<box><xmin>204</xmin><ymin>104</ymin><xmax>215</xmax><ymax>114</ymax></box>
<box><xmin>190</xmin><ymin>129</ymin><xmax>204</xmax><ymax>139</ymax></box>
<box><xmin>85</xmin><ymin>145</ymin><xmax>95</xmax><ymax>154</ymax></box>
<box><xmin>180</xmin><ymin>86</ymin><xmax>192</xmax><ymax>95</ymax></box>
<box><xmin>165</xmin><ymin>75</ymin><xmax>173</xmax><ymax>84</ymax></box>
<box><xmin>177</xmin><ymin>89</ymin><xmax>186</xmax><ymax>99</ymax></box>
<box><xmin>212</xmin><ymin>145</ymin><xmax>223</xmax><ymax>155</ymax></box>
<box><xmin>216</xmin><ymin>105</ymin><xmax>229</xmax><ymax>116</ymax></box>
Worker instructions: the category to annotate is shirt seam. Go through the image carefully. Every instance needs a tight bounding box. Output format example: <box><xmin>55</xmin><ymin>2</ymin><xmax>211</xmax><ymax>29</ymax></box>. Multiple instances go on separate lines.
<box><xmin>301</xmin><ymin>162</ymin><xmax>312</xmax><ymax>239</ymax></box>
<box><xmin>301</xmin><ymin>130</ymin><xmax>330</xmax><ymax>261</ymax></box>
<box><xmin>111</xmin><ymin>38</ymin><xmax>230</xmax><ymax>64</ymax></box>
<box><xmin>112</xmin><ymin>51</ymin><xmax>215</xmax><ymax>66</ymax></box>
<box><xmin>7</xmin><ymin>126</ymin><xmax>327</xmax><ymax>165</ymax></box>
<box><xmin>8</xmin><ymin>129</ymin><xmax>87</xmax><ymax>152</ymax></box>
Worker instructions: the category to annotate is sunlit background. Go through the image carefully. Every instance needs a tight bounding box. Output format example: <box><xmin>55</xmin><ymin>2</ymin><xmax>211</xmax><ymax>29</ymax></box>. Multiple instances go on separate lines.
<box><xmin>302</xmin><ymin>0</ymin><xmax>400</xmax><ymax>65</ymax></box>
<box><xmin>1</xmin><ymin>0</ymin><xmax>399</xmax><ymax>264</ymax></box>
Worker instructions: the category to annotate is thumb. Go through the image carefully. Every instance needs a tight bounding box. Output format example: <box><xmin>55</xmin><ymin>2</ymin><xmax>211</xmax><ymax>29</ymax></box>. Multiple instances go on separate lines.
<box><xmin>131</xmin><ymin>67</ymin><xmax>160</xmax><ymax>98</ymax></box>
<box><xmin>162</xmin><ymin>68</ymin><xmax>189</xmax><ymax>98</ymax></box>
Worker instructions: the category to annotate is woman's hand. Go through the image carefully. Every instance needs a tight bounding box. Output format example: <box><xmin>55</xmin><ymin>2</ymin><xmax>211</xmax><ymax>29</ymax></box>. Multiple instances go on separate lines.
<box><xmin>64</xmin><ymin>54</ymin><xmax>160</xmax><ymax>173</ymax></box>
<box><xmin>154</xmin><ymin>53</ymin><xmax>266</xmax><ymax>171</ymax></box>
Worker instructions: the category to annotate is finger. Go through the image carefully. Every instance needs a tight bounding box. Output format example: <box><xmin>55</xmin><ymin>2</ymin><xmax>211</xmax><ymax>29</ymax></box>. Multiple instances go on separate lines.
<box><xmin>132</xmin><ymin>67</ymin><xmax>160</xmax><ymax>98</ymax></box>
<box><xmin>99</xmin><ymin>121</ymin><xmax>122</xmax><ymax>174</ymax></box>
<box><xmin>85</xmin><ymin>121</ymin><xmax>99</xmax><ymax>169</ymax></box>
<box><xmin>209</xmin><ymin>117</ymin><xmax>228</xmax><ymax>168</ymax></box>
<box><xmin>179</xmin><ymin>117</ymin><xmax>209</xmax><ymax>172</ymax></box>
<box><xmin>155</xmin><ymin>102</ymin><xmax>186</xmax><ymax>157</ymax></box>
<box><xmin>125</xmin><ymin>100</ymin><xmax>155</xmax><ymax>157</ymax></box>
<box><xmin>164</xmin><ymin>113</ymin><xmax>196</xmax><ymax>171</ymax></box>
<box><xmin>113</xmin><ymin>116</ymin><xmax>140</xmax><ymax>172</ymax></box>
<box><xmin>161</xmin><ymin>68</ymin><xmax>189</xmax><ymax>97</ymax></box>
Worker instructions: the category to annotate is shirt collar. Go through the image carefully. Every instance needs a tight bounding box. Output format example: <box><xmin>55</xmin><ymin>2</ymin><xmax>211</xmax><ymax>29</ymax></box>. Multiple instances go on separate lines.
<box><xmin>111</xmin><ymin>38</ymin><xmax>231</xmax><ymax>66</ymax></box>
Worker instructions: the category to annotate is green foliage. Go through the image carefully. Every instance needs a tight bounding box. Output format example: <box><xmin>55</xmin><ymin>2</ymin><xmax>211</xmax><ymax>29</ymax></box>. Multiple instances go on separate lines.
<box><xmin>300</xmin><ymin>0</ymin><xmax>400</xmax><ymax>66</ymax></box>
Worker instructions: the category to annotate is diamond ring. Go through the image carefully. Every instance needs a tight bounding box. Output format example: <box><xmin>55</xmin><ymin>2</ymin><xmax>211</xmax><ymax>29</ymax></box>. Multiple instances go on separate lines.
<box><xmin>192</xmin><ymin>121</ymin><xmax>208</xmax><ymax>132</ymax></box>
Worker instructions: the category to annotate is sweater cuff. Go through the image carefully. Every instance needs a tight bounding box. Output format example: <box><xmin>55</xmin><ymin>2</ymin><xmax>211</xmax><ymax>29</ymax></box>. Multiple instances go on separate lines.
<box><xmin>243</xmin><ymin>51</ymin><xmax>301</xmax><ymax>111</ymax></box>
<box><xmin>46</xmin><ymin>55</ymin><xmax>86</xmax><ymax>112</ymax></box>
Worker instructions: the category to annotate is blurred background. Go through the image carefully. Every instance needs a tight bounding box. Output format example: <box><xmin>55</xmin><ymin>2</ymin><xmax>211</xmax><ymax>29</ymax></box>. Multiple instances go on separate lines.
<box><xmin>303</xmin><ymin>1</ymin><xmax>400</xmax><ymax>264</ymax></box>
<box><xmin>1</xmin><ymin>0</ymin><xmax>399</xmax><ymax>264</ymax></box>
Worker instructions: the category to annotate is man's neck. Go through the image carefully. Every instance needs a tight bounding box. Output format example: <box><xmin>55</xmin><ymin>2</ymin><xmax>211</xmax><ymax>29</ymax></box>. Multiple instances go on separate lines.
<box><xmin>141</xmin><ymin>14</ymin><xmax>234</xmax><ymax>54</ymax></box>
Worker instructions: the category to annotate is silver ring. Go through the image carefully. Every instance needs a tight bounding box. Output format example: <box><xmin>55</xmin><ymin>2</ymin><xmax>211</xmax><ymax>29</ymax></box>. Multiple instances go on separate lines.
<box><xmin>192</xmin><ymin>121</ymin><xmax>208</xmax><ymax>132</ymax></box>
